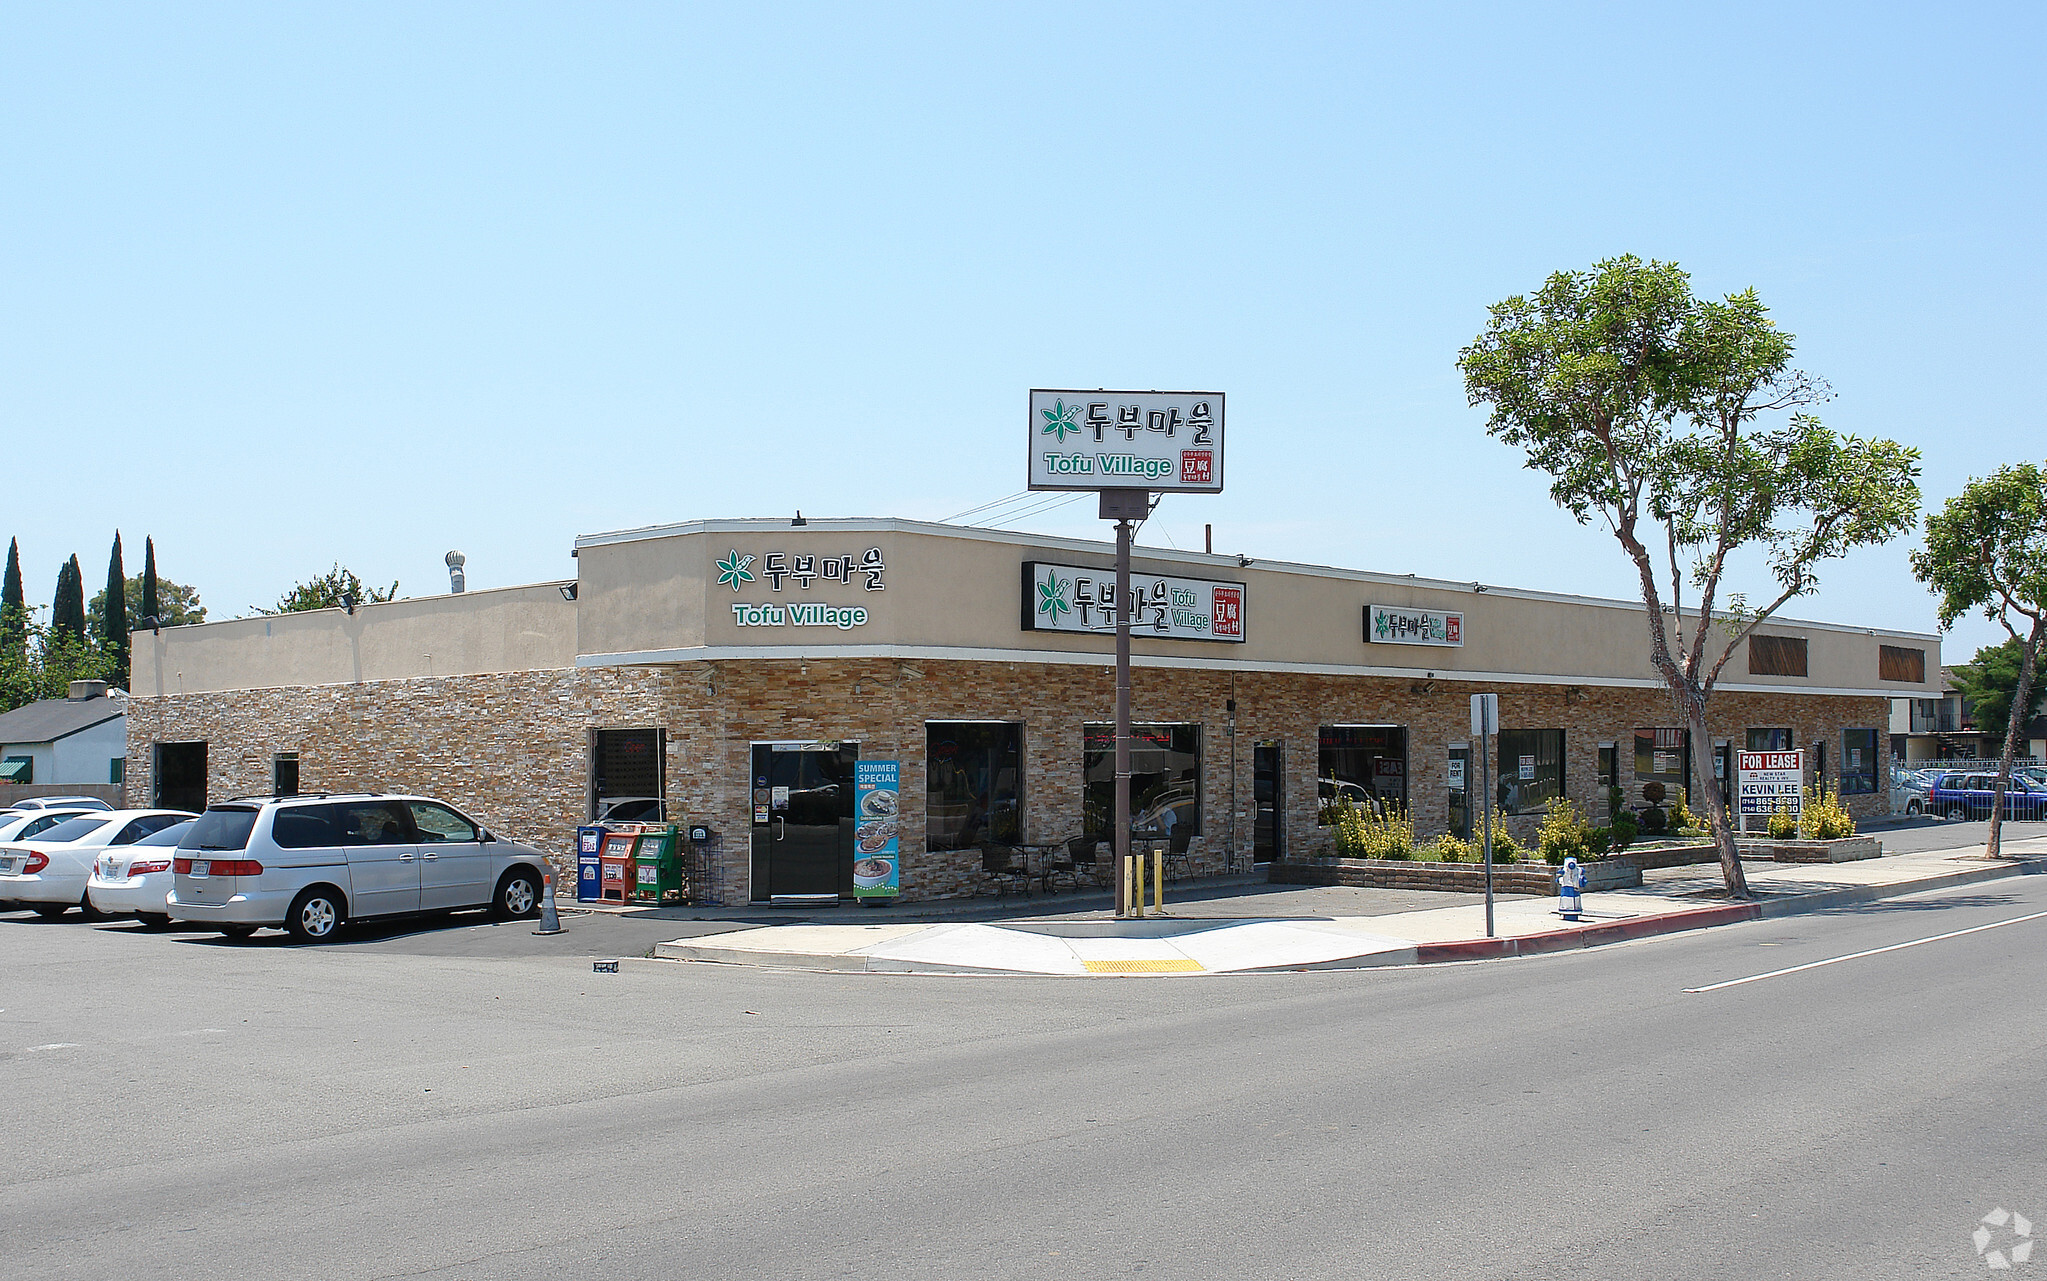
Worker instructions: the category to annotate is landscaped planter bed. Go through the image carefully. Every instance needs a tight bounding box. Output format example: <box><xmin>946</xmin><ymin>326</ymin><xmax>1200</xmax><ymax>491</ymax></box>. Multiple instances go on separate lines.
<box><xmin>1269</xmin><ymin>856</ymin><xmax>1644</xmax><ymax>895</ymax></box>
<box><xmin>1740</xmin><ymin>836</ymin><xmax>1884</xmax><ymax>863</ymax></box>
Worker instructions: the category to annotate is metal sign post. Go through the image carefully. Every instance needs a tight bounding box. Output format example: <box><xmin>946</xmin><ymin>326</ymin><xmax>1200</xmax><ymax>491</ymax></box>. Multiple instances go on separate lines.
<box><xmin>1100</xmin><ymin>489</ymin><xmax>1149</xmax><ymax>916</ymax></box>
<box><xmin>1472</xmin><ymin>693</ymin><xmax>1499</xmax><ymax>938</ymax></box>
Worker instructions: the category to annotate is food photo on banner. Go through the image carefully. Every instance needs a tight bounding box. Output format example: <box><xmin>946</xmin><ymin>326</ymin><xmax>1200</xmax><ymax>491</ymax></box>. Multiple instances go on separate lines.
<box><xmin>853</xmin><ymin>760</ymin><xmax>901</xmax><ymax>901</ymax></box>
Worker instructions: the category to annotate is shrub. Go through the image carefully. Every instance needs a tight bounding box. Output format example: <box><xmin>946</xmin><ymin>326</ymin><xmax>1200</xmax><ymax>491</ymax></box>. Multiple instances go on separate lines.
<box><xmin>1428</xmin><ymin>832</ymin><xmax>1474</xmax><ymax>862</ymax></box>
<box><xmin>1767</xmin><ymin>804</ymin><xmax>1798</xmax><ymax>839</ymax></box>
<box><xmin>1587</xmin><ymin>825</ymin><xmax>1613</xmax><ymax>858</ymax></box>
<box><xmin>1538</xmin><ymin>797</ymin><xmax>1595</xmax><ymax>865</ymax></box>
<box><xmin>1638</xmin><ymin>805</ymin><xmax>1668</xmax><ymax>834</ymax></box>
<box><xmin>1642</xmin><ymin>780</ymin><xmax>1667</xmax><ymax>806</ymax></box>
<box><xmin>1609</xmin><ymin>811</ymin><xmax>1638</xmax><ymax>853</ymax></box>
<box><xmin>1799</xmin><ymin>785</ymin><xmax>1856</xmax><ymax>841</ymax></box>
<box><xmin>1671</xmin><ymin>787</ymin><xmax>1699</xmax><ymax>834</ymax></box>
<box><xmin>1330</xmin><ymin>797</ymin><xmax>1417</xmax><ymax>860</ymax></box>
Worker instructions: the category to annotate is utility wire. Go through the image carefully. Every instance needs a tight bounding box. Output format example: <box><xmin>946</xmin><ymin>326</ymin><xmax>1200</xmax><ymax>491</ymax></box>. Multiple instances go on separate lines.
<box><xmin>976</xmin><ymin>491</ymin><xmax>1090</xmax><ymax>529</ymax></box>
<box><xmin>942</xmin><ymin>490</ymin><xmax>1031</xmax><ymax>523</ymax></box>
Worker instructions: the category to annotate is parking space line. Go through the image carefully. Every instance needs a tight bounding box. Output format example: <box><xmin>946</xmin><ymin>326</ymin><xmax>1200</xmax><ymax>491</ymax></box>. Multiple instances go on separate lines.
<box><xmin>1685</xmin><ymin>910</ymin><xmax>2047</xmax><ymax>993</ymax></box>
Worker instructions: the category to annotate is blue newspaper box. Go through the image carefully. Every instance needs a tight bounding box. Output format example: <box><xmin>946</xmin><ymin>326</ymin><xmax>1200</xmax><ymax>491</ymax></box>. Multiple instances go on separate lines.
<box><xmin>576</xmin><ymin>825</ymin><xmax>606</xmax><ymax>902</ymax></box>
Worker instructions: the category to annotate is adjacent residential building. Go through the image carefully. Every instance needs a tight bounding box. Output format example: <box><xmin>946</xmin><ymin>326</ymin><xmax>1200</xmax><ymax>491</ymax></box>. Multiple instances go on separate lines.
<box><xmin>0</xmin><ymin>680</ymin><xmax>129</xmax><ymax>799</ymax></box>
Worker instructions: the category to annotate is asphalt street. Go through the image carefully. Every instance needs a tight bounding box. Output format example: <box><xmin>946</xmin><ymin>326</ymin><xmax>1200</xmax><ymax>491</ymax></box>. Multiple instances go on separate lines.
<box><xmin>2</xmin><ymin>858</ymin><xmax>2043</xmax><ymax>1280</ymax></box>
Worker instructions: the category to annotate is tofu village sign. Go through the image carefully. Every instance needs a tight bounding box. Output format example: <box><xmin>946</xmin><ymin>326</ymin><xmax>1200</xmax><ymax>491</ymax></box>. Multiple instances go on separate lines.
<box><xmin>1029</xmin><ymin>390</ymin><xmax>1226</xmax><ymax>916</ymax></box>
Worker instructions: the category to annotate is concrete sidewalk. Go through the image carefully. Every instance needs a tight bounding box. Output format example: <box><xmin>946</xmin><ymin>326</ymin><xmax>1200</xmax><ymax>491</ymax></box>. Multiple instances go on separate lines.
<box><xmin>651</xmin><ymin>833</ymin><xmax>2047</xmax><ymax>976</ymax></box>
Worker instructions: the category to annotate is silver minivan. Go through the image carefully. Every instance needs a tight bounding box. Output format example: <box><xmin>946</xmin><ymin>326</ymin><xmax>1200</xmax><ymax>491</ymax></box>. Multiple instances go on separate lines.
<box><xmin>166</xmin><ymin>793</ymin><xmax>553</xmax><ymax>943</ymax></box>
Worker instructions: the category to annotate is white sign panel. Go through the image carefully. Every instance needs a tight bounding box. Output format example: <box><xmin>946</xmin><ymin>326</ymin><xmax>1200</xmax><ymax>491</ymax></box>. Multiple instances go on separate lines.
<box><xmin>1023</xmin><ymin>562</ymin><xmax>1245</xmax><ymax>643</ymax></box>
<box><xmin>1737</xmin><ymin>750</ymin><xmax>1805</xmax><ymax>816</ymax></box>
<box><xmin>1366</xmin><ymin>604</ymin><xmax>1463</xmax><ymax>647</ymax></box>
<box><xmin>1028</xmin><ymin>390</ymin><xmax>1224</xmax><ymax>493</ymax></box>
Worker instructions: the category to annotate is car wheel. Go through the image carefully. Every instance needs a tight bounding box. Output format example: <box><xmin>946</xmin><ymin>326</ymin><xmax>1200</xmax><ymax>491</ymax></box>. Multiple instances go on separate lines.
<box><xmin>78</xmin><ymin>892</ymin><xmax>106</xmax><ymax>922</ymax></box>
<box><xmin>1906</xmin><ymin>800</ymin><xmax>1921</xmax><ymax>816</ymax></box>
<box><xmin>286</xmin><ymin>889</ymin><xmax>345</xmax><ymax>944</ymax></box>
<box><xmin>217</xmin><ymin>924</ymin><xmax>258</xmax><ymax>938</ymax></box>
<box><xmin>139</xmin><ymin>912</ymin><xmax>173</xmax><ymax>930</ymax></box>
<box><xmin>31</xmin><ymin>902</ymin><xmax>69</xmax><ymax>920</ymax></box>
<box><xmin>1947</xmin><ymin>803</ymin><xmax>1969</xmax><ymax>819</ymax></box>
<box><xmin>492</xmin><ymin>868</ymin><xmax>541</xmax><ymax>920</ymax></box>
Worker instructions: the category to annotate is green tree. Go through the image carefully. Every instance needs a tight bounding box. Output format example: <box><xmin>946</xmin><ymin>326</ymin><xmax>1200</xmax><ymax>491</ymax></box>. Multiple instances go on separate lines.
<box><xmin>0</xmin><ymin>606</ymin><xmax>121</xmax><ymax>713</ymax></box>
<box><xmin>257</xmin><ymin>564</ymin><xmax>399</xmax><ymax>615</ymax></box>
<box><xmin>1</xmin><ymin>538</ymin><xmax>22</xmax><ymax>655</ymax></box>
<box><xmin>1910</xmin><ymin>461</ymin><xmax>2047</xmax><ymax>858</ymax></box>
<box><xmin>1953</xmin><ymin>639</ymin><xmax>2047</xmax><ymax>748</ymax></box>
<box><xmin>1460</xmin><ymin>256</ymin><xmax>1921</xmax><ymax>897</ymax></box>
<box><xmin>101</xmin><ymin>532</ymin><xmax>128</xmax><ymax>683</ymax></box>
<box><xmin>141</xmin><ymin>536</ymin><xmax>159</xmax><ymax>624</ymax></box>
<box><xmin>88</xmin><ymin>574</ymin><xmax>207</xmax><ymax>633</ymax></box>
<box><xmin>51</xmin><ymin>556</ymin><xmax>86</xmax><ymax>641</ymax></box>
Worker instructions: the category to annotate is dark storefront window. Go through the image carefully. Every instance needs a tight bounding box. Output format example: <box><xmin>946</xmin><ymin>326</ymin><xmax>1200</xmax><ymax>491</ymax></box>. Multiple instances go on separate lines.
<box><xmin>1317</xmin><ymin>725</ymin><xmax>1408</xmax><ymax>822</ymax></box>
<box><xmin>1634</xmin><ymin>728</ymin><xmax>1689</xmax><ymax>800</ymax></box>
<box><xmin>1747</xmin><ymin>728</ymin><xmax>1793</xmax><ymax>751</ymax></box>
<box><xmin>926</xmin><ymin>722</ymin><xmax>1023</xmax><ymax>850</ymax></box>
<box><xmin>1498</xmin><ymin>729</ymin><xmax>1564</xmax><ymax>815</ymax></box>
<box><xmin>592</xmin><ymin>728</ymin><xmax>665</xmax><ymax>822</ymax></box>
<box><xmin>1084</xmin><ymin>723</ymin><xmax>1201</xmax><ymax>837</ymax></box>
<box><xmin>1841</xmin><ymin>728</ymin><xmax>1880</xmax><ymax>795</ymax></box>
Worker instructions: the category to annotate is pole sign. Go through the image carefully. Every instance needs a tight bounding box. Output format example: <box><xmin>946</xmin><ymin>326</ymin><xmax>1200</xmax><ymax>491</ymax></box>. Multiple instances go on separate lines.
<box><xmin>1737</xmin><ymin>750</ymin><xmax>1805</xmax><ymax>816</ymax></box>
<box><xmin>1022</xmin><ymin>561</ymin><xmax>1246</xmax><ymax>643</ymax></box>
<box><xmin>1028</xmin><ymin>390</ymin><xmax>1224</xmax><ymax>493</ymax></box>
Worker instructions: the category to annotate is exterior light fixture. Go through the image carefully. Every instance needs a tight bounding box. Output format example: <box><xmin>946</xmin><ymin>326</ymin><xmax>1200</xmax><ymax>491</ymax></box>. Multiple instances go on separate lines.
<box><xmin>559</xmin><ymin>583</ymin><xmax>579</xmax><ymax>602</ymax></box>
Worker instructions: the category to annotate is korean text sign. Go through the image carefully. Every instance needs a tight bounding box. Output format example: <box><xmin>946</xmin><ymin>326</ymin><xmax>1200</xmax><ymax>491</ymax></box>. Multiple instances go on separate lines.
<box><xmin>1028</xmin><ymin>390</ymin><xmax>1224</xmax><ymax>493</ymax></box>
<box><xmin>1023</xmin><ymin>561</ymin><xmax>1247</xmax><ymax>643</ymax></box>
<box><xmin>1366</xmin><ymin>604</ymin><xmax>1463</xmax><ymax>647</ymax></box>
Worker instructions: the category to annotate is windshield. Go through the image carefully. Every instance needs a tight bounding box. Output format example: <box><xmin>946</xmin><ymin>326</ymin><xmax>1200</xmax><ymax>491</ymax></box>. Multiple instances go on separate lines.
<box><xmin>135</xmin><ymin>820</ymin><xmax>195</xmax><ymax>847</ymax></box>
<box><xmin>180</xmin><ymin>808</ymin><xmax>259</xmax><ymax>852</ymax></box>
<box><xmin>33</xmin><ymin>816</ymin><xmax>112</xmax><ymax>843</ymax></box>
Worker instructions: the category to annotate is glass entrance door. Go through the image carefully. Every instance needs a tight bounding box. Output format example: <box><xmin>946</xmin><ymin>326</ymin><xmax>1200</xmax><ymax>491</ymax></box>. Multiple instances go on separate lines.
<box><xmin>749</xmin><ymin>742</ymin><xmax>858</xmax><ymax>903</ymax></box>
<box><xmin>1448</xmin><ymin>746</ymin><xmax>1471</xmax><ymax>840</ymax></box>
<box><xmin>1253</xmin><ymin>740</ymin><xmax>1283</xmax><ymax>863</ymax></box>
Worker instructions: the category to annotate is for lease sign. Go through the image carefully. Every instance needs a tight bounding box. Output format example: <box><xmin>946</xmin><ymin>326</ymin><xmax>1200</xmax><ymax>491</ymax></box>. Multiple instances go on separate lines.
<box><xmin>1028</xmin><ymin>390</ymin><xmax>1225</xmax><ymax>493</ymax></box>
<box><xmin>1737</xmin><ymin>750</ymin><xmax>1805</xmax><ymax>816</ymax></box>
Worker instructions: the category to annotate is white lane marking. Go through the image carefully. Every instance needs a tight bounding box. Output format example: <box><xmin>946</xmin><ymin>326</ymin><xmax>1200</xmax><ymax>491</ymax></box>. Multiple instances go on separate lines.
<box><xmin>26</xmin><ymin>1043</ymin><xmax>80</xmax><ymax>1051</ymax></box>
<box><xmin>1687</xmin><ymin>909</ymin><xmax>2047</xmax><ymax>993</ymax></box>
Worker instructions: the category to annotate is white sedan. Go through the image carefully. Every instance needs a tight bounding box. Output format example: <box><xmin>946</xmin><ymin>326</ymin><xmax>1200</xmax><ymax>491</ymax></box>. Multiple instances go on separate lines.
<box><xmin>86</xmin><ymin>818</ymin><xmax>196</xmax><ymax>926</ymax></box>
<box><xmin>0</xmin><ymin>810</ymin><xmax>195</xmax><ymax>919</ymax></box>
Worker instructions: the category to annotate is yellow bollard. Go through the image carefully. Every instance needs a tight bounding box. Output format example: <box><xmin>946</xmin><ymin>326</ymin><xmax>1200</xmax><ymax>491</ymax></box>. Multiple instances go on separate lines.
<box><xmin>1151</xmin><ymin>847</ymin><xmax>1163</xmax><ymax>913</ymax></box>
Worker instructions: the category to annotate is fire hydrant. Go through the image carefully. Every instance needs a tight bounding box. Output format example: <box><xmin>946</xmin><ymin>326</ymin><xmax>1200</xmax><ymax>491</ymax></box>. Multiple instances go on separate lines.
<box><xmin>1557</xmin><ymin>855</ymin><xmax>1586</xmax><ymax>922</ymax></box>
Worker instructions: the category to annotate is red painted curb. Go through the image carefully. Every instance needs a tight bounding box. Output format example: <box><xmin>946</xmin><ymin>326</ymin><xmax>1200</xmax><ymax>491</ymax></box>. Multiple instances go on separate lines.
<box><xmin>1415</xmin><ymin>900</ymin><xmax>1765</xmax><ymax>964</ymax></box>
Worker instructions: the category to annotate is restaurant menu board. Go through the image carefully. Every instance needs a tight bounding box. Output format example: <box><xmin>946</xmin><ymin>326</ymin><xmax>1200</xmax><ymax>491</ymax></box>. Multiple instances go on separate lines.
<box><xmin>1028</xmin><ymin>390</ymin><xmax>1225</xmax><ymax>493</ymax></box>
<box><xmin>1022</xmin><ymin>562</ymin><xmax>1246</xmax><ymax>643</ymax></box>
<box><xmin>853</xmin><ymin>760</ymin><xmax>901</xmax><ymax>901</ymax></box>
<box><xmin>1737</xmin><ymin>750</ymin><xmax>1805</xmax><ymax>816</ymax></box>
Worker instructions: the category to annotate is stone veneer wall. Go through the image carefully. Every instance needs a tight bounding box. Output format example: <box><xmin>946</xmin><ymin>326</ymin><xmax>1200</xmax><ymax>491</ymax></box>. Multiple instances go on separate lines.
<box><xmin>125</xmin><ymin>659</ymin><xmax>1890</xmax><ymax>903</ymax></box>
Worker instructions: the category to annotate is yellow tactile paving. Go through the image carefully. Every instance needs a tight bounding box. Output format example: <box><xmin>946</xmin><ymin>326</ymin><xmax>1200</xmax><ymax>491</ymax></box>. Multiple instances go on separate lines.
<box><xmin>1082</xmin><ymin>958</ymin><xmax>1205</xmax><ymax>973</ymax></box>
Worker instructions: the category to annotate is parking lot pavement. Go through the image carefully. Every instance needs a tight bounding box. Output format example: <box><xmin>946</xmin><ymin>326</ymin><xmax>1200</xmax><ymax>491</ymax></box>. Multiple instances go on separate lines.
<box><xmin>0</xmin><ymin>904</ymin><xmax>771</xmax><ymax>959</ymax></box>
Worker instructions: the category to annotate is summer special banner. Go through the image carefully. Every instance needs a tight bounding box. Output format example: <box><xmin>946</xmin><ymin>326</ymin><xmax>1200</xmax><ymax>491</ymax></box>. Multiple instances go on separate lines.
<box><xmin>853</xmin><ymin>759</ymin><xmax>901</xmax><ymax>900</ymax></box>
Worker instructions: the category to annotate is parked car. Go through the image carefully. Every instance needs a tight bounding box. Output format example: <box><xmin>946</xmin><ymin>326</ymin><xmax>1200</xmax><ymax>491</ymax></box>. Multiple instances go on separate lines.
<box><xmin>86</xmin><ymin>818</ymin><xmax>196</xmax><ymax>927</ymax></box>
<box><xmin>166</xmin><ymin>793</ymin><xmax>551</xmax><ymax>943</ymax></box>
<box><xmin>1926</xmin><ymin>772</ymin><xmax>2047</xmax><ymax>821</ymax></box>
<box><xmin>1890</xmin><ymin>768</ymin><xmax>1936</xmax><ymax>816</ymax></box>
<box><xmin>3</xmin><ymin>796</ymin><xmax>113</xmax><ymax>812</ymax></box>
<box><xmin>0</xmin><ymin>810</ymin><xmax>195</xmax><ymax>919</ymax></box>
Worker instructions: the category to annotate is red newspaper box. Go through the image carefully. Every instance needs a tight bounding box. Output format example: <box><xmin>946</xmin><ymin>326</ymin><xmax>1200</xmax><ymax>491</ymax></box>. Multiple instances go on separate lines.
<box><xmin>598</xmin><ymin>830</ymin><xmax>639</xmax><ymax>905</ymax></box>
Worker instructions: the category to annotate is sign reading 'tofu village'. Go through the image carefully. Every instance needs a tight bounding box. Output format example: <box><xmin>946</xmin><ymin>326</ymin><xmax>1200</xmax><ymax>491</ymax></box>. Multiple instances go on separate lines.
<box><xmin>1365</xmin><ymin>603</ymin><xmax>1463</xmax><ymax>647</ymax></box>
<box><xmin>1027</xmin><ymin>390</ymin><xmax>1226</xmax><ymax>493</ymax></box>
<box><xmin>719</xmin><ymin>544</ymin><xmax>885</xmax><ymax>630</ymax></box>
<box><xmin>1022</xmin><ymin>562</ymin><xmax>1246</xmax><ymax>643</ymax></box>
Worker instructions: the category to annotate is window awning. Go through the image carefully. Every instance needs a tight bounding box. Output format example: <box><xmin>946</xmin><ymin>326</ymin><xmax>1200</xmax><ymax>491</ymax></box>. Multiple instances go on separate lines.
<box><xmin>0</xmin><ymin>758</ymin><xmax>31</xmax><ymax>782</ymax></box>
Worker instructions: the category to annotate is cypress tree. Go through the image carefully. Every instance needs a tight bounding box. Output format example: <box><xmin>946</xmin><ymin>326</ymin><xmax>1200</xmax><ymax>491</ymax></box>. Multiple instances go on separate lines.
<box><xmin>142</xmin><ymin>538</ymin><xmax>159</xmax><ymax>624</ymax></box>
<box><xmin>53</xmin><ymin>556</ymin><xmax>85</xmax><ymax>640</ymax></box>
<box><xmin>1</xmin><ymin>538</ymin><xmax>22</xmax><ymax>653</ymax></box>
<box><xmin>103</xmin><ymin>532</ymin><xmax>128</xmax><ymax>684</ymax></box>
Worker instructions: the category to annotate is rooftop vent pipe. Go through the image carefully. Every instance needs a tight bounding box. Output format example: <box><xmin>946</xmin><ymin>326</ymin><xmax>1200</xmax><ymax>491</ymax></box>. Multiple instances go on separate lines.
<box><xmin>445</xmin><ymin>550</ymin><xmax>467</xmax><ymax>594</ymax></box>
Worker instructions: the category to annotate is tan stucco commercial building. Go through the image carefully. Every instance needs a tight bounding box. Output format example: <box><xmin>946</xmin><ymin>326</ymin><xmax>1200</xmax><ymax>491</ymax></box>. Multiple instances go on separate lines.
<box><xmin>127</xmin><ymin>518</ymin><xmax>1939</xmax><ymax>904</ymax></box>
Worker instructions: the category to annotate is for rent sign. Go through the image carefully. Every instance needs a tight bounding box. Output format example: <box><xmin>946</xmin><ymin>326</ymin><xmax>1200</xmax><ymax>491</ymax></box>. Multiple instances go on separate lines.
<box><xmin>1737</xmin><ymin>750</ymin><xmax>1806</xmax><ymax>816</ymax></box>
<box><xmin>1028</xmin><ymin>390</ymin><xmax>1225</xmax><ymax>493</ymax></box>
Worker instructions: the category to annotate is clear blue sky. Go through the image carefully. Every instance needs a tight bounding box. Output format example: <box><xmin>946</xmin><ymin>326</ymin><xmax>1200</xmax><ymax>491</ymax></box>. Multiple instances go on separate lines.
<box><xmin>4</xmin><ymin>3</ymin><xmax>2039</xmax><ymax>663</ymax></box>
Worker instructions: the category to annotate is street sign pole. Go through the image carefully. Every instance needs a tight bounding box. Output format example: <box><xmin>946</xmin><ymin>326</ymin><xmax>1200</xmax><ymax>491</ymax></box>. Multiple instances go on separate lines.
<box><xmin>1472</xmin><ymin>693</ymin><xmax>1499</xmax><ymax>938</ymax></box>
<box><xmin>1103</xmin><ymin>489</ymin><xmax>1148</xmax><ymax>916</ymax></box>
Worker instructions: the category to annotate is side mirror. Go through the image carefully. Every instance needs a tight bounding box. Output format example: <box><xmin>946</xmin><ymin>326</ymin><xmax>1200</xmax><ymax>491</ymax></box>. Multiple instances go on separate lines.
<box><xmin>479</xmin><ymin>828</ymin><xmax>495</xmax><ymax>843</ymax></box>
